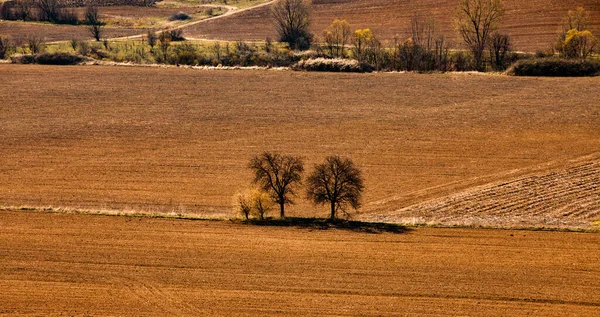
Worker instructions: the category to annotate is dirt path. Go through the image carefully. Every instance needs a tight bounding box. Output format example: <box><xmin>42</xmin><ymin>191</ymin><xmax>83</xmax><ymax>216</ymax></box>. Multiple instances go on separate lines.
<box><xmin>108</xmin><ymin>0</ymin><xmax>276</xmax><ymax>42</ymax></box>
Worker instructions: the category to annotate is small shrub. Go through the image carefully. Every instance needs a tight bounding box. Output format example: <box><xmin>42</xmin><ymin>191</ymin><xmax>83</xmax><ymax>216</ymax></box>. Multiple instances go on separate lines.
<box><xmin>171</xmin><ymin>42</ymin><xmax>199</xmax><ymax>65</ymax></box>
<box><xmin>90</xmin><ymin>46</ymin><xmax>109</xmax><ymax>59</ymax></box>
<box><xmin>70</xmin><ymin>39</ymin><xmax>79</xmax><ymax>51</ymax></box>
<box><xmin>292</xmin><ymin>58</ymin><xmax>372</xmax><ymax>72</ymax></box>
<box><xmin>11</xmin><ymin>54</ymin><xmax>36</xmax><ymax>64</ymax></box>
<box><xmin>77</xmin><ymin>41</ymin><xmax>91</xmax><ymax>56</ymax></box>
<box><xmin>169</xmin><ymin>12</ymin><xmax>191</xmax><ymax>21</ymax></box>
<box><xmin>166</xmin><ymin>29</ymin><xmax>185</xmax><ymax>41</ymax></box>
<box><xmin>507</xmin><ymin>58</ymin><xmax>600</xmax><ymax>77</ymax></box>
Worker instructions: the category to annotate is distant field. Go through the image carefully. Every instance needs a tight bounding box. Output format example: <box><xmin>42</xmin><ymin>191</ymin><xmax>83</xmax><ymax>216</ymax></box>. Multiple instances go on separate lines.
<box><xmin>1</xmin><ymin>64</ymin><xmax>599</xmax><ymax>227</ymax></box>
<box><xmin>0</xmin><ymin>0</ymin><xmax>260</xmax><ymax>42</ymax></box>
<box><xmin>1</xmin><ymin>211</ymin><xmax>599</xmax><ymax>316</ymax></box>
<box><xmin>183</xmin><ymin>0</ymin><xmax>600</xmax><ymax>52</ymax></box>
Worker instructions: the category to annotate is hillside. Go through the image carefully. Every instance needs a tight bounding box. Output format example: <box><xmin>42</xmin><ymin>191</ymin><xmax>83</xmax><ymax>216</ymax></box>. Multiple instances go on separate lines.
<box><xmin>183</xmin><ymin>0</ymin><xmax>600</xmax><ymax>52</ymax></box>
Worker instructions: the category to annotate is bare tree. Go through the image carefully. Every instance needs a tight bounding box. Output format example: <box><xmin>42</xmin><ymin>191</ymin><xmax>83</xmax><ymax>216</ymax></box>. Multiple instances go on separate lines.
<box><xmin>248</xmin><ymin>152</ymin><xmax>304</xmax><ymax>218</ymax></box>
<box><xmin>272</xmin><ymin>0</ymin><xmax>313</xmax><ymax>50</ymax></box>
<box><xmin>410</xmin><ymin>13</ymin><xmax>436</xmax><ymax>51</ymax></box>
<box><xmin>488</xmin><ymin>32</ymin><xmax>511</xmax><ymax>70</ymax></box>
<box><xmin>236</xmin><ymin>191</ymin><xmax>253</xmax><ymax>220</ymax></box>
<box><xmin>563</xmin><ymin>6</ymin><xmax>590</xmax><ymax>32</ymax></box>
<box><xmin>85</xmin><ymin>6</ymin><xmax>104</xmax><ymax>41</ymax></box>
<box><xmin>323</xmin><ymin>19</ymin><xmax>351</xmax><ymax>58</ymax></box>
<box><xmin>26</xmin><ymin>36</ymin><xmax>45</xmax><ymax>54</ymax></box>
<box><xmin>0</xmin><ymin>36</ymin><xmax>13</xmax><ymax>59</ymax></box>
<box><xmin>306</xmin><ymin>156</ymin><xmax>364</xmax><ymax>221</ymax></box>
<box><xmin>158</xmin><ymin>30</ymin><xmax>172</xmax><ymax>63</ymax></box>
<box><xmin>36</xmin><ymin>0</ymin><xmax>59</xmax><ymax>22</ymax></box>
<box><xmin>456</xmin><ymin>0</ymin><xmax>504</xmax><ymax>71</ymax></box>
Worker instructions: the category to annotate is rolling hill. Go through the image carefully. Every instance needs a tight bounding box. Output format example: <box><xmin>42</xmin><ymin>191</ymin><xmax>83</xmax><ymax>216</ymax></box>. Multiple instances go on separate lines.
<box><xmin>182</xmin><ymin>0</ymin><xmax>600</xmax><ymax>52</ymax></box>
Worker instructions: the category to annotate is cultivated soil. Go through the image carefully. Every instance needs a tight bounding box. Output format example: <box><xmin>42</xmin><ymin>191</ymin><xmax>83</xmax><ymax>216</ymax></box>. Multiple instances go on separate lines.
<box><xmin>1</xmin><ymin>64</ymin><xmax>599</xmax><ymax>228</ymax></box>
<box><xmin>1</xmin><ymin>210</ymin><xmax>599</xmax><ymax>316</ymax></box>
<box><xmin>182</xmin><ymin>0</ymin><xmax>600</xmax><ymax>52</ymax></box>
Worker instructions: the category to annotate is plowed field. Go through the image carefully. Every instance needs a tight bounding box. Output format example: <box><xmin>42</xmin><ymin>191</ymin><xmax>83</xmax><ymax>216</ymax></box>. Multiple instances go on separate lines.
<box><xmin>1</xmin><ymin>211</ymin><xmax>599</xmax><ymax>316</ymax></box>
<box><xmin>363</xmin><ymin>154</ymin><xmax>600</xmax><ymax>229</ymax></box>
<box><xmin>182</xmin><ymin>0</ymin><xmax>600</xmax><ymax>52</ymax></box>
<box><xmin>1</xmin><ymin>64</ymin><xmax>599</xmax><ymax>228</ymax></box>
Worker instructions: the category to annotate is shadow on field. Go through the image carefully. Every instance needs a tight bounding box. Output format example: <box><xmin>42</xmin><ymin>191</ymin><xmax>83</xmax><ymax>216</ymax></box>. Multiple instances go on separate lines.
<box><xmin>238</xmin><ymin>218</ymin><xmax>411</xmax><ymax>234</ymax></box>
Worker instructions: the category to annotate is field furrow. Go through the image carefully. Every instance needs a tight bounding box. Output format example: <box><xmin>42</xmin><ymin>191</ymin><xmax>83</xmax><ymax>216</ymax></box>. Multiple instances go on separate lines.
<box><xmin>365</xmin><ymin>156</ymin><xmax>600</xmax><ymax>229</ymax></box>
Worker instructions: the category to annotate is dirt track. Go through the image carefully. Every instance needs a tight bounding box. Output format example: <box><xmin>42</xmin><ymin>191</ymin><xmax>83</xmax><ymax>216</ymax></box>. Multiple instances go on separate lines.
<box><xmin>1</xmin><ymin>210</ymin><xmax>599</xmax><ymax>316</ymax></box>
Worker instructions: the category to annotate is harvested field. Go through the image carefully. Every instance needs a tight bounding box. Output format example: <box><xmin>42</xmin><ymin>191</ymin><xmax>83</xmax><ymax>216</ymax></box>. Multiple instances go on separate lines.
<box><xmin>1</xmin><ymin>64</ymin><xmax>599</xmax><ymax>227</ymax></box>
<box><xmin>363</xmin><ymin>154</ymin><xmax>600</xmax><ymax>229</ymax></box>
<box><xmin>0</xmin><ymin>20</ymin><xmax>140</xmax><ymax>42</ymax></box>
<box><xmin>182</xmin><ymin>0</ymin><xmax>600</xmax><ymax>52</ymax></box>
<box><xmin>1</xmin><ymin>211</ymin><xmax>599</xmax><ymax>316</ymax></box>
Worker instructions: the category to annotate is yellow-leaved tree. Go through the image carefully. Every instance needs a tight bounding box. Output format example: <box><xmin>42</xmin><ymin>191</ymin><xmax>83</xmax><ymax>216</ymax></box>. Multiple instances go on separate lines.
<box><xmin>556</xmin><ymin>7</ymin><xmax>598</xmax><ymax>59</ymax></box>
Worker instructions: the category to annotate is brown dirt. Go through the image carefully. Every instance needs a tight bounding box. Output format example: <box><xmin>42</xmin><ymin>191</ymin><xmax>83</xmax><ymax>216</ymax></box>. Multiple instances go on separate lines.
<box><xmin>0</xmin><ymin>20</ymin><xmax>140</xmax><ymax>42</ymax></box>
<box><xmin>1</xmin><ymin>210</ymin><xmax>599</xmax><ymax>316</ymax></box>
<box><xmin>182</xmin><ymin>0</ymin><xmax>600</xmax><ymax>52</ymax></box>
<box><xmin>1</xmin><ymin>64</ymin><xmax>599</xmax><ymax>226</ymax></box>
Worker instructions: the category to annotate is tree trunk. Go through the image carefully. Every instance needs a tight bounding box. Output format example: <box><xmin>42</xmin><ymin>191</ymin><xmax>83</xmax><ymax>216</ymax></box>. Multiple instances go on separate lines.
<box><xmin>330</xmin><ymin>201</ymin><xmax>336</xmax><ymax>221</ymax></box>
<box><xmin>279</xmin><ymin>202</ymin><xmax>285</xmax><ymax>218</ymax></box>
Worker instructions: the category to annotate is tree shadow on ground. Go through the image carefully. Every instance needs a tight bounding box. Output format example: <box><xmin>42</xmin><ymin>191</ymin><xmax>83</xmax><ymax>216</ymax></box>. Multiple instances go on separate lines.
<box><xmin>238</xmin><ymin>217</ymin><xmax>410</xmax><ymax>234</ymax></box>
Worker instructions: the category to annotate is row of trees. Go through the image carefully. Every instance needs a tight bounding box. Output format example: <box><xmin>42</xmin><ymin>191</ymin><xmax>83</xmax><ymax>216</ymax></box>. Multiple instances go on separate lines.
<box><xmin>238</xmin><ymin>152</ymin><xmax>364</xmax><ymax>221</ymax></box>
<box><xmin>273</xmin><ymin>0</ymin><xmax>598</xmax><ymax>72</ymax></box>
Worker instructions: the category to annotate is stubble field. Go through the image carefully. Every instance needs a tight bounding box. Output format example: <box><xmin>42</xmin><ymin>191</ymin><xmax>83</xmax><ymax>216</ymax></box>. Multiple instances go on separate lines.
<box><xmin>1</xmin><ymin>64</ymin><xmax>599</xmax><ymax>228</ymax></box>
<box><xmin>1</xmin><ymin>210</ymin><xmax>599</xmax><ymax>316</ymax></box>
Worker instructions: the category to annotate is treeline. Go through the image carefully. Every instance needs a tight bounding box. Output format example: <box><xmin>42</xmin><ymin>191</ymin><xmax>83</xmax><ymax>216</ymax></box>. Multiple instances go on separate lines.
<box><xmin>0</xmin><ymin>0</ymin><xmax>103</xmax><ymax>24</ymax></box>
<box><xmin>275</xmin><ymin>0</ymin><xmax>598</xmax><ymax>73</ymax></box>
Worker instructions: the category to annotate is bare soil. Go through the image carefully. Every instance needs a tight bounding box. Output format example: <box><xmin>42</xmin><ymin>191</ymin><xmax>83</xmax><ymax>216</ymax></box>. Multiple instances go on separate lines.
<box><xmin>1</xmin><ymin>210</ymin><xmax>599</xmax><ymax>316</ymax></box>
<box><xmin>1</xmin><ymin>64</ymin><xmax>599</xmax><ymax>227</ymax></box>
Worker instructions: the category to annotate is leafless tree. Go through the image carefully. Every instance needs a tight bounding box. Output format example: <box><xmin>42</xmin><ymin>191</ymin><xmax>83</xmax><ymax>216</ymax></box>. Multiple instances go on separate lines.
<box><xmin>456</xmin><ymin>0</ymin><xmax>504</xmax><ymax>71</ymax></box>
<box><xmin>0</xmin><ymin>36</ymin><xmax>13</xmax><ymax>59</ymax></box>
<box><xmin>488</xmin><ymin>32</ymin><xmax>511</xmax><ymax>70</ymax></box>
<box><xmin>85</xmin><ymin>5</ymin><xmax>104</xmax><ymax>41</ymax></box>
<box><xmin>306</xmin><ymin>156</ymin><xmax>364</xmax><ymax>221</ymax></box>
<box><xmin>36</xmin><ymin>0</ymin><xmax>59</xmax><ymax>22</ymax></box>
<box><xmin>27</xmin><ymin>36</ymin><xmax>45</xmax><ymax>54</ymax></box>
<box><xmin>248</xmin><ymin>152</ymin><xmax>304</xmax><ymax>218</ymax></box>
<box><xmin>272</xmin><ymin>0</ymin><xmax>313</xmax><ymax>50</ymax></box>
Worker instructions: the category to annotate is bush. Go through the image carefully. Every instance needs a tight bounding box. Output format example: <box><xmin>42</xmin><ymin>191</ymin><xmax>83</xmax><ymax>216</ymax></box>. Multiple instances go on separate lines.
<box><xmin>507</xmin><ymin>58</ymin><xmax>600</xmax><ymax>77</ymax></box>
<box><xmin>169</xmin><ymin>12</ymin><xmax>191</xmax><ymax>21</ymax></box>
<box><xmin>166</xmin><ymin>29</ymin><xmax>185</xmax><ymax>41</ymax></box>
<box><xmin>12</xmin><ymin>52</ymin><xmax>87</xmax><ymax>65</ymax></box>
<box><xmin>292</xmin><ymin>58</ymin><xmax>372</xmax><ymax>72</ymax></box>
<box><xmin>0</xmin><ymin>36</ymin><xmax>14</xmax><ymax>59</ymax></box>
